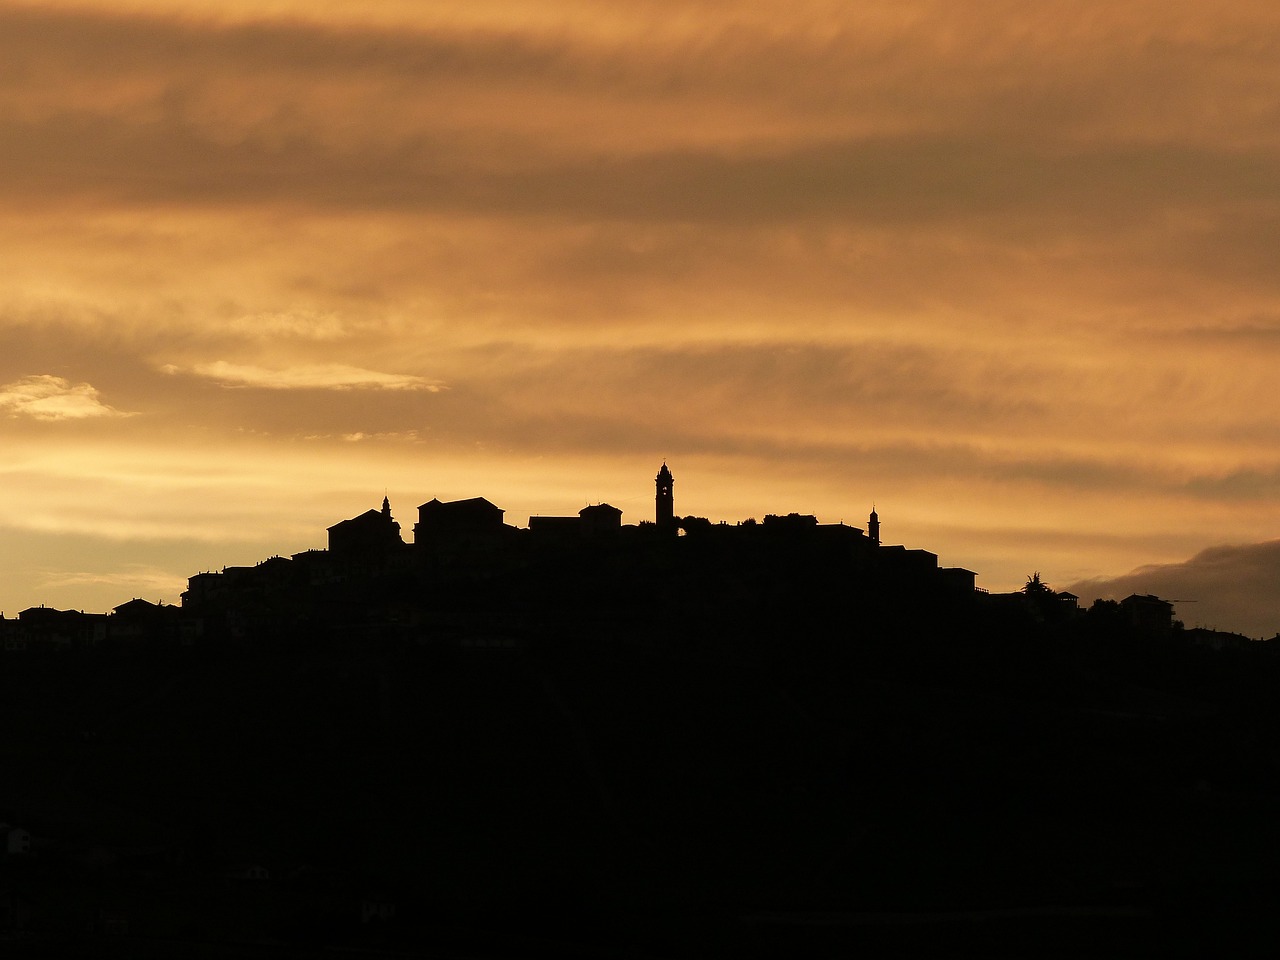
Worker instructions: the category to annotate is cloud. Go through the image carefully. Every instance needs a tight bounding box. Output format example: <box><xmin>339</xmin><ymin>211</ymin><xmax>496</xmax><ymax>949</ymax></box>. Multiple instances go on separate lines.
<box><xmin>223</xmin><ymin>310</ymin><xmax>352</xmax><ymax>341</ymax></box>
<box><xmin>1068</xmin><ymin>541</ymin><xmax>1280</xmax><ymax>638</ymax></box>
<box><xmin>170</xmin><ymin>361</ymin><xmax>444</xmax><ymax>391</ymax></box>
<box><xmin>0</xmin><ymin>375</ymin><xmax>131</xmax><ymax>420</ymax></box>
<box><xmin>3</xmin><ymin>3</ymin><xmax>1279</xmax><ymax>230</ymax></box>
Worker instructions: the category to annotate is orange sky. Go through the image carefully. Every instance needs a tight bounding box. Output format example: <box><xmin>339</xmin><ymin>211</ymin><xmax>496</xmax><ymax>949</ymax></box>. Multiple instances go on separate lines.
<box><xmin>3</xmin><ymin>1</ymin><xmax>1280</xmax><ymax>634</ymax></box>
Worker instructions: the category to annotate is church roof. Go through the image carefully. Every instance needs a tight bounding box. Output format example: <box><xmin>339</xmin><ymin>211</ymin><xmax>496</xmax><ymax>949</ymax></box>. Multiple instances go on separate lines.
<box><xmin>327</xmin><ymin>508</ymin><xmax>386</xmax><ymax>533</ymax></box>
<box><xmin>418</xmin><ymin>496</ymin><xmax>503</xmax><ymax>512</ymax></box>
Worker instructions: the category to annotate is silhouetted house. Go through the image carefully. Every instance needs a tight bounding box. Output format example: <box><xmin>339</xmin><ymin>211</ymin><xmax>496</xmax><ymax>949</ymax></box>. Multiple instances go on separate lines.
<box><xmin>252</xmin><ymin>555</ymin><xmax>298</xmax><ymax>590</ymax></box>
<box><xmin>0</xmin><ymin>614</ymin><xmax>23</xmax><ymax>653</ymax></box>
<box><xmin>328</xmin><ymin>496</ymin><xmax>404</xmax><ymax>556</ymax></box>
<box><xmin>938</xmin><ymin>567</ymin><xmax>979</xmax><ymax>601</ymax></box>
<box><xmin>415</xmin><ymin>497</ymin><xmax>505</xmax><ymax>542</ymax></box>
<box><xmin>529</xmin><ymin>503</ymin><xmax>624</xmax><ymax>542</ymax></box>
<box><xmin>877</xmin><ymin>545</ymin><xmax>939</xmax><ymax>577</ymax></box>
<box><xmin>212</xmin><ymin>557</ymin><xmax>299</xmax><ymax>609</ymax></box>
<box><xmin>528</xmin><ymin>515</ymin><xmax>582</xmax><ymax>540</ymax></box>
<box><xmin>181</xmin><ymin>571</ymin><xmax>234</xmax><ymax>640</ymax></box>
<box><xmin>12</xmin><ymin>606</ymin><xmax>107</xmax><ymax>652</ymax></box>
<box><xmin>579</xmin><ymin>502</ymin><xmax>623</xmax><ymax>536</ymax></box>
<box><xmin>109</xmin><ymin>598</ymin><xmax>180</xmax><ymax>648</ymax></box>
<box><xmin>291</xmin><ymin>548</ymin><xmax>342</xmax><ymax>586</ymax></box>
<box><xmin>182</xmin><ymin>572</ymin><xmax>227</xmax><ymax>610</ymax></box>
<box><xmin>1120</xmin><ymin>593</ymin><xmax>1174</xmax><ymax>638</ymax></box>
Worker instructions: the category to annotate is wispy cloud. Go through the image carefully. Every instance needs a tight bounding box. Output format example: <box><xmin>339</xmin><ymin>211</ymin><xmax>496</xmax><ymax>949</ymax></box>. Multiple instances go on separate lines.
<box><xmin>169</xmin><ymin>361</ymin><xmax>444</xmax><ymax>391</ymax></box>
<box><xmin>39</xmin><ymin>564</ymin><xmax>188</xmax><ymax>599</ymax></box>
<box><xmin>0</xmin><ymin>374</ymin><xmax>132</xmax><ymax>420</ymax></box>
<box><xmin>223</xmin><ymin>310</ymin><xmax>352</xmax><ymax>341</ymax></box>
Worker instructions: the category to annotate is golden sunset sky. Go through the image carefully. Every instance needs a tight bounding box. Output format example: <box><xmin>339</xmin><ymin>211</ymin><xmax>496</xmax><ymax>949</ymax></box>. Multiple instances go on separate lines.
<box><xmin>3</xmin><ymin>1</ymin><xmax>1280</xmax><ymax>634</ymax></box>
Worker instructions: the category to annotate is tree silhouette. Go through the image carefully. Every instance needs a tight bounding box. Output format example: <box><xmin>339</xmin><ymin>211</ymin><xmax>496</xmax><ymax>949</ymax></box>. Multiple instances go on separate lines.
<box><xmin>1023</xmin><ymin>572</ymin><xmax>1051</xmax><ymax>595</ymax></box>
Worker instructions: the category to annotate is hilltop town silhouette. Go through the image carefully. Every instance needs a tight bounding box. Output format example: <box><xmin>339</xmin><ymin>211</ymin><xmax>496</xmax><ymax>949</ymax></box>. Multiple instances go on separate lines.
<box><xmin>5</xmin><ymin>462</ymin><xmax>988</xmax><ymax>653</ymax></box>
<box><xmin>1</xmin><ymin>462</ymin><xmax>1234</xmax><ymax>659</ymax></box>
<box><xmin>4</xmin><ymin>464</ymin><xmax>1280</xmax><ymax>956</ymax></box>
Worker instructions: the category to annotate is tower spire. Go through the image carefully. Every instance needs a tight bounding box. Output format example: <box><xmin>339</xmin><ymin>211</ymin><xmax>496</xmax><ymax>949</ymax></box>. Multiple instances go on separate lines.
<box><xmin>868</xmin><ymin>504</ymin><xmax>880</xmax><ymax>545</ymax></box>
<box><xmin>655</xmin><ymin>462</ymin><xmax>675</xmax><ymax>532</ymax></box>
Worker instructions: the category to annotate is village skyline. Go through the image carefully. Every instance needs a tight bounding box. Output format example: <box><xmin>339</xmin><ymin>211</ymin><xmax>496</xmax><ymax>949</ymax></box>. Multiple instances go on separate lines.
<box><xmin>3</xmin><ymin>459</ymin><xmax>1272</xmax><ymax>642</ymax></box>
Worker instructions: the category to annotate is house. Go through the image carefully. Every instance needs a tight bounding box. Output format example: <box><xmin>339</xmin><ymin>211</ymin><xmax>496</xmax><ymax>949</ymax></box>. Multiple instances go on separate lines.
<box><xmin>415</xmin><ymin>496</ymin><xmax>506</xmax><ymax>542</ymax></box>
<box><xmin>109</xmin><ymin>599</ymin><xmax>180</xmax><ymax>648</ymax></box>
<box><xmin>938</xmin><ymin>567</ymin><xmax>979</xmax><ymax>601</ymax></box>
<box><xmin>13</xmin><ymin>606</ymin><xmax>107</xmax><ymax>652</ymax></box>
<box><xmin>579</xmin><ymin>503</ymin><xmax>623</xmax><ymax>535</ymax></box>
<box><xmin>328</xmin><ymin>496</ymin><xmax>404</xmax><ymax>556</ymax></box>
<box><xmin>528</xmin><ymin>515</ymin><xmax>582</xmax><ymax>540</ymax></box>
<box><xmin>1120</xmin><ymin>593</ymin><xmax>1175</xmax><ymax>638</ymax></box>
<box><xmin>529</xmin><ymin>503</ymin><xmax>624</xmax><ymax>541</ymax></box>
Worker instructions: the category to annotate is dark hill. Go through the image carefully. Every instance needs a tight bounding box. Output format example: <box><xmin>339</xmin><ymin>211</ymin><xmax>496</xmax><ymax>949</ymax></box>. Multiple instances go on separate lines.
<box><xmin>5</xmin><ymin>597</ymin><xmax>1280</xmax><ymax>956</ymax></box>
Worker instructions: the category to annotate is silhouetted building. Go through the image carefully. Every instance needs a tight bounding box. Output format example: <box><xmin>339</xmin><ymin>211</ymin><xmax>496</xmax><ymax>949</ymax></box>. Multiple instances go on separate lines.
<box><xmin>156</xmin><ymin>461</ymin><xmax>985</xmax><ymax>647</ymax></box>
<box><xmin>579</xmin><ymin>502</ymin><xmax>622</xmax><ymax>536</ymax></box>
<box><xmin>656</xmin><ymin>462</ymin><xmax>675</xmax><ymax>533</ymax></box>
<box><xmin>938</xmin><ymin>567</ymin><xmax>978</xmax><ymax>601</ymax></box>
<box><xmin>529</xmin><ymin>503</ymin><xmax>624</xmax><ymax>542</ymax></box>
<box><xmin>415</xmin><ymin>497</ymin><xmax>505</xmax><ymax>543</ymax></box>
<box><xmin>1121</xmin><ymin>593</ymin><xmax>1174</xmax><ymax>638</ymax></box>
<box><xmin>110</xmin><ymin>599</ymin><xmax>180</xmax><ymax>648</ymax></box>
<box><xmin>182</xmin><ymin>572</ymin><xmax>227</xmax><ymax>610</ymax></box>
<box><xmin>329</xmin><ymin>496</ymin><xmax>404</xmax><ymax>556</ymax></box>
<box><xmin>10</xmin><ymin>606</ymin><xmax>108</xmax><ymax>653</ymax></box>
<box><xmin>528</xmin><ymin>515</ymin><xmax>581</xmax><ymax>539</ymax></box>
<box><xmin>868</xmin><ymin>506</ymin><xmax>880</xmax><ymax>545</ymax></box>
<box><xmin>877</xmin><ymin>545</ymin><xmax>939</xmax><ymax>578</ymax></box>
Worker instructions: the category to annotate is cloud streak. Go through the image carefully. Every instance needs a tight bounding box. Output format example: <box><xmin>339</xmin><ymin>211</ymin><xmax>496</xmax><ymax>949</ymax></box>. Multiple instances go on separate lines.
<box><xmin>171</xmin><ymin>361</ymin><xmax>444</xmax><ymax>392</ymax></box>
<box><xmin>0</xmin><ymin>375</ymin><xmax>132</xmax><ymax>421</ymax></box>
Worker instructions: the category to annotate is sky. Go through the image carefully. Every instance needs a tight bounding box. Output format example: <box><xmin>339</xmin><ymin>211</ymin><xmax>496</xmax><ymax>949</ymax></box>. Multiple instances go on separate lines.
<box><xmin>3</xmin><ymin>1</ymin><xmax>1280</xmax><ymax>635</ymax></box>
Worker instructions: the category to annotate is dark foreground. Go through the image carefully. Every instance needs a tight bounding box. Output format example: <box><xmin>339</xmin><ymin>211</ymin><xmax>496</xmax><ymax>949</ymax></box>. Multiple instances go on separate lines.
<box><xmin>4</xmin><ymin>602</ymin><xmax>1280</xmax><ymax>957</ymax></box>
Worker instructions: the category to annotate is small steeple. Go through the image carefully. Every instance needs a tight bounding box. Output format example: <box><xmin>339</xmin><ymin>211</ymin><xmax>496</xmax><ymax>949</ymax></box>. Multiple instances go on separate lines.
<box><xmin>382</xmin><ymin>494</ymin><xmax>392</xmax><ymax>518</ymax></box>
<box><xmin>868</xmin><ymin>505</ymin><xmax>880</xmax><ymax>545</ymax></box>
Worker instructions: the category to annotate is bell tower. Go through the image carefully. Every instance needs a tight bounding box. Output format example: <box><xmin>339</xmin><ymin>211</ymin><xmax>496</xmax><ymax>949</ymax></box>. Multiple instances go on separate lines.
<box><xmin>868</xmin><ymin>505</ymin><xmax>880</xmax><ymax>545</ymax></box>
<box><xmin>655</xmin><ymin>462</ymin><xmax>675</xmax><ymax>531</ymax></box>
